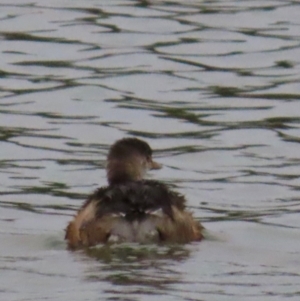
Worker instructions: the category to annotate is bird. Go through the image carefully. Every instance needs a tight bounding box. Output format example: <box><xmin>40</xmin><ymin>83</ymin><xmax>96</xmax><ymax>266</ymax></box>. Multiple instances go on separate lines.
<box><xmin>65</xmin><ymin>137</ymin><xmax>203</xmax><ymax>249</ymax></box>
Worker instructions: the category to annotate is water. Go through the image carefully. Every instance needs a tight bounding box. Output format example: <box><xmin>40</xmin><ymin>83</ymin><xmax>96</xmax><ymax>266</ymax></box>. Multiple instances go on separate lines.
<box><xmin>1</xmin><ymin>0</ymin><xmax>300</xmax><ymax>300</ymax></box>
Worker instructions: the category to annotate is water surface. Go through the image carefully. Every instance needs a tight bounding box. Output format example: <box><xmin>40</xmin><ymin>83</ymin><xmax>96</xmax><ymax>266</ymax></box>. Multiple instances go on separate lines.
<box><xmin>1</xmin><ymin>1</ymin><xmax>300</xmax><ymax>300</ymax></box>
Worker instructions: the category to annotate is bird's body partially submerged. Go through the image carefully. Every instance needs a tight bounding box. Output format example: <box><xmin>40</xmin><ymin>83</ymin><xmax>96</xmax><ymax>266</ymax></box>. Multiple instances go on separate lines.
<box><xmin>65</xmin><ymin>138</ymin><xmax>203</xmax><ymax>249</ymax></box>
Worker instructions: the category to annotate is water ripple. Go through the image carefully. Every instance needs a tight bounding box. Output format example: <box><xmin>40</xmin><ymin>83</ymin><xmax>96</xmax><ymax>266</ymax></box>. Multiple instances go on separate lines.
<box><xmin>1</xmin><ymin>1</ymin><xmax>300</xmax><ymax>301</ymax></box>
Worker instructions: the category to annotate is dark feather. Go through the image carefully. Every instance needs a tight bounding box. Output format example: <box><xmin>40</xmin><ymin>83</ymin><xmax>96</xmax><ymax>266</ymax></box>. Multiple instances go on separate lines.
<box><xmin>89</xmin><ymin>180</ymin><xmax>186</xmax><ymax>221</ymax></box>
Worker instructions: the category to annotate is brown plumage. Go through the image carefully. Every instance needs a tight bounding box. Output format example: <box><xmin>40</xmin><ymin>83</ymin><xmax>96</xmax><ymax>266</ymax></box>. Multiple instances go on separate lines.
<box><xmin>65</xmin><ymin>138</ymin><xmax>204</xmax><ymax>249</ymax></box>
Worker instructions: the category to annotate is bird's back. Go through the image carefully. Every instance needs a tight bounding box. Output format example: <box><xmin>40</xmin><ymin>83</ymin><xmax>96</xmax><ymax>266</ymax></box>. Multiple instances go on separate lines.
<box><xmin>65</xmin><ymin>180</ymin><xmax>203</xmax><ymax>248</ymax></box>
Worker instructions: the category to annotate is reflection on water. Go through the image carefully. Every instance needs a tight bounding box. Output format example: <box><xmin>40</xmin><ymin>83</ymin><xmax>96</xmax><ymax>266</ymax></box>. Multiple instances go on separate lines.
<box><xmin>83</xmin><ymin>244</ymin><xmax>190</xmax><ymax>295</ymax></box>
<box><xmin>1</xmin><ymin>0</ymin><xmax>300</xmax><ymax>300</ymax></box>
<box><xmin>84</xmin><ymin>243</ymin><xmax>190</xmax><ymax>264</ymax></box>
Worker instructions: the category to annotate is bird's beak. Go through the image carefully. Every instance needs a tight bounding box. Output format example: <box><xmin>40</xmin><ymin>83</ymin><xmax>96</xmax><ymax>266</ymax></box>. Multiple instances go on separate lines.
<box><xmin>150</xmin><ymin>160</ymin><xmax>162</xmax><ymax>170</ymax></box>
